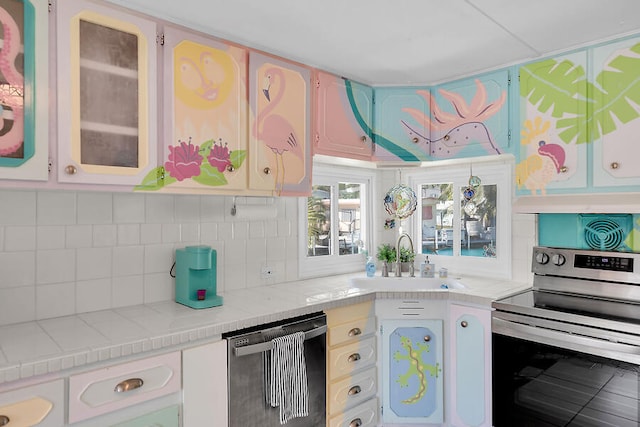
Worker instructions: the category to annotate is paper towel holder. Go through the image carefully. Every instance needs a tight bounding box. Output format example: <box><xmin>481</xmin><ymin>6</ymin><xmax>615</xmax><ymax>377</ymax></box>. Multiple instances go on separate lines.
<box><xmin>231</xmin><ymin>196</ymin><xmax>276</xmax><ymax>217</ymax></box>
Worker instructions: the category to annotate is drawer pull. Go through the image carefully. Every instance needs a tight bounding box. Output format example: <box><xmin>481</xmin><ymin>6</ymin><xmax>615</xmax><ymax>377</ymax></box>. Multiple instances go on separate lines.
<box><xmin>348</xmin><ymin>327</ymin><xmax>362</xmax><ymax>337</ymax></box>
<box><xmin>349</xmin><ymin>418</ymin><xmax>363</xmax><ymax>427</ymax></box>
<box><xmin>0</xmin><ymin>416</ymin><xmax>9</xmax><ymax>426</ymax></box>
<box><xmin>348</xmin><ymin>385</ymin><xmax>361</xmax><ymax>396</ymax></box>
<box><xmin>424</xmin><ymin>335</ymin><xmax>431</xmax><ymax>342</ymax></box>
<box><xmin>347</xmin><ymin>353</ymin><xmax>361</xmax><ymax>363</ymax></box>
<box><xmin>114</xmin><ymin>378</ymin><xmax>144</xmax><ymax>393</ymax></box>
<box><xmin>461</xmin><ymin>320</ymin><xmax>468</xmax><ymax>328</ymax></box>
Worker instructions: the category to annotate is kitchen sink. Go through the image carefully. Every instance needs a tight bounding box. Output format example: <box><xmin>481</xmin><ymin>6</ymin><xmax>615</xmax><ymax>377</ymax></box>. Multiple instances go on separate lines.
<box><xmin>349</xmin><ymin>276</ymin><xmax>466</xmax><ymax>291</ymax></box>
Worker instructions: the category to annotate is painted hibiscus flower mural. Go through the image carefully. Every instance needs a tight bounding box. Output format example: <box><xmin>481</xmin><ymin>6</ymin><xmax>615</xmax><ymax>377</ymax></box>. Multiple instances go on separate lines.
<box><xmin>135</xmin><ymin>137</ymin><xmax>246</xmax><ymax>191</ymax></box>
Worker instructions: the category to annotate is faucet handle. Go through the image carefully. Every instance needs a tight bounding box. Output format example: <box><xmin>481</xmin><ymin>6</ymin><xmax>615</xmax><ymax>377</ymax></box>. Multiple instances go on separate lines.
<box><xmin>409</xmin><ymin>263</ymin><xmax>415</xmax><ymax>277</ymax></box>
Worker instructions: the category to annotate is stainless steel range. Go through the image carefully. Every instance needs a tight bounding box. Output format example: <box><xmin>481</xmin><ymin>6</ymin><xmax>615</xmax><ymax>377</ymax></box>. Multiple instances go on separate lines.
<box><xmin>492</xmin><ymin>246</ymin><xmax>640</xmax><ymax>426</ymax></box>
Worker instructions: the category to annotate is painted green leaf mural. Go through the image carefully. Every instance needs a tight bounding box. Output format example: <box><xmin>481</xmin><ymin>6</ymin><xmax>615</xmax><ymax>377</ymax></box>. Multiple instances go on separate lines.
<box><xmin>192</xmin><ymin>163</ymin><xmax>228</xmax><ymax>186</ymax></box>
<box><xmin>520</xmin><ymin>58</ymin><xmax>589</xmax><ymax>144</ymax></box>
<box><xmin>589</xmin><ymin>42</ymin><xmax>640</xmax><ymax>140</ymax></box>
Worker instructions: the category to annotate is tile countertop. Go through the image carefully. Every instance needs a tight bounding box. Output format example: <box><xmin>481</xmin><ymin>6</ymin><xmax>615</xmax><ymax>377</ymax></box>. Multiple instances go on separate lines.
<box><xmin>0</xmin><ymin>272</ymin><xmax>530</xmax><ymax>386</ymax></box>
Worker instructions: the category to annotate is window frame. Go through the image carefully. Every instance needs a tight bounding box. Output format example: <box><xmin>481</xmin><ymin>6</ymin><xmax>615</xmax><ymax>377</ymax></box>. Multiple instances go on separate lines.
<box><xmin>298</xmin><ymin>163</ymin><xmax>375</xmax><ymax>278</ymax></box>
<box><xmin>404</xmin><ymin>157</ymin><xmax>513</xmax><ymax>280</ymax></box>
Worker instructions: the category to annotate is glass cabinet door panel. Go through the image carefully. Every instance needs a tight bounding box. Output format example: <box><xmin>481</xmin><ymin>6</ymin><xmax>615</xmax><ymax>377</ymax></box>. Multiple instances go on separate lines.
<box><xmin>57</xmin><ymin>1</ymin><xmax>157</xmax><ymax>185</ymax></box>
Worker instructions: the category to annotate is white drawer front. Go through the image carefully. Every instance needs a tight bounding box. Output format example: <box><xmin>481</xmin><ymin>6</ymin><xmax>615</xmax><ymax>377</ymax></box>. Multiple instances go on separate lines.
<box><xmin>328</xmin><ymin>336</ymin><xmax>376</xmax><ymax>382</ymax></box>
<box><xmin>329</xmin><ymin>316</ymin><xmax>376</xmax><ymax>347</ymax></box>
<box><xmin>0</xmin><ymin>379</ymin><xmax>64</xmax><ymax>427</ymax></box>
<box><xmin>329</xmin><ymin>398</ymin><xmax>378</xmax><ymax>427</ymax></box>
<box><xmin>69</xmin><ymin>351</ymin><xmax>181</xmax><ymax>424</ymax></box>
<box><xmin>328</xmin><ymin>366</ymin><xmax>377</xmax><ymax>416</ymax></box>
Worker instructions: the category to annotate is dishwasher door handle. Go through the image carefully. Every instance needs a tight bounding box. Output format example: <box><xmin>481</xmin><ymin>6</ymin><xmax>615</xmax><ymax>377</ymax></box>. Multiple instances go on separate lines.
<box><xmin>233</xmin><ymin>325</ymin><xmax>327</xmax><ymax>357</ymax></box>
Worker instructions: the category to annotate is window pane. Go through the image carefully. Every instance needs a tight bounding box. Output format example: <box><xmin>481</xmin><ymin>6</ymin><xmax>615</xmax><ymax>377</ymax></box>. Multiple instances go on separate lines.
<box><xmin>421</xmin><ymin>183</ymin><xmax>453</xmax><ymax>256</ymax></box>
<box><xmin>307</xmin><ymin>185</ymin><xmax>331</xmax><ymax>257</ymax></box>
<box><xmin>460</xmin><ymin>184</ymin><xmax>497</xmax><ymax>258</ymax></box>
<box><xmin>338</xmin><ymin>183</ymin><xmax>361</xmax><ymax>256</ymax></box>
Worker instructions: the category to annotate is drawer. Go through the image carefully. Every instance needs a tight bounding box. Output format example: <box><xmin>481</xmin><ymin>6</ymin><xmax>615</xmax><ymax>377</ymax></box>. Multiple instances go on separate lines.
<box><xmin>329</xmin><ymin>398</ymin><xmax>378</xmax><ymax>427</ymax></box>
<box><xmin>327</xmin><ymin>301</ymin><xmax>375</xmax><ymax>327</ymax></box>
<box><xmin>329</xmin><ymin>316</ymin><xmax>376</xmax><ymax>347</ymax></box>
<box><xmin>0</xmin><ymin>379</ymin><xmax>64</xmax><ymax>427</ymax></box>
<box><xmin>328</xmin><ymin>366</ymin><xmax>377</xmax><ymax>416</ymax></box>
<box><xmin>111</xmin><ymin>404</ymin><xmax>180</xmax><ymax>427</ymax></box>
<box><xmin>69</xmin><ymin>351</ymin><xmax>181</xmax><ymax>424</ymax></box>
<box><xmin>328</xmin><ymin>336</ymin><xmax>376</xmax><ymax>382</ymax></box>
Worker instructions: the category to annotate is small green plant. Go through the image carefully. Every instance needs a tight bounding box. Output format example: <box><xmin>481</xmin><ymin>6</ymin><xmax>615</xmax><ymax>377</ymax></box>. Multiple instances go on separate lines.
<box><xmin>399</xmin><ymin>246</ymin><xmax>416</xmax><ymax>263</ymax></box>
<box><xmin>376</xmin><ymin>243</ymin><xmax>396</xmax><ymax>263</ymax></box>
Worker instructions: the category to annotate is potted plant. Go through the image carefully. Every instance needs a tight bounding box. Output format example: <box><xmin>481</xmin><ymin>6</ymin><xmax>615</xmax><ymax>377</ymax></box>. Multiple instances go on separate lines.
<box><xmin>399</xmin><ymin>247</ymin><xmax>416</xmax><ymax>272</ymax></box>
<box><xmin>376</xmin><ymin>243</ymin><xmax>396</xmax><ymax>277</ymax></box>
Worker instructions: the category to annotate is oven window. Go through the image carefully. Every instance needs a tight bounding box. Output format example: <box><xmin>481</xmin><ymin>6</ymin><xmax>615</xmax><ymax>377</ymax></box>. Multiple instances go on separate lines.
<box><xmin>493</xmin><ymin>334</ymin><xmax>639</xmax><ymax>427</ymax></box>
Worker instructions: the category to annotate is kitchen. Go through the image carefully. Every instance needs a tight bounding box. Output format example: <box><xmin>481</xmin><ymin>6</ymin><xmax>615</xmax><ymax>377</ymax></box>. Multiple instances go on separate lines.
<box><xmin>0</xmin><ymin>0</ymin><xmax>639</xmax><ymax>426</ymax></box>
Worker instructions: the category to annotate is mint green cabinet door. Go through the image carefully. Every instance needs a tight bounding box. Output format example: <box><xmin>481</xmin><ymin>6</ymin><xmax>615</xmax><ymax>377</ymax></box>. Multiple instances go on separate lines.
<box><xmin>373</xmin><ymin>87</ymin><xmax>430</xmax><ymax>161</ymax></box>
<box><xmin>111</xmin><ymin>405</ymin><xmax>179</xmax><ymax>427</ymax></box>
<box><xmin>430</xmin><ymin>69</ymin><xmax>510</xmax><ymax>159</ymax></box>
<box><xmin>592</xmin><ymin>36</ymin><xmax>640</xmax><ymax>189</ymax></box>
<box><xmin>516</xmin><ymin>51</ymin><xmax>588</xmax><ymax>196</ymax></box>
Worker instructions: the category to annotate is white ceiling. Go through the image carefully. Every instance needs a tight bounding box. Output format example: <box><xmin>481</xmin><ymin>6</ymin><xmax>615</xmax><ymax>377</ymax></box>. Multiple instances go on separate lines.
<box><xmin>108</xmin><ymin>0</ymin><xmax>640</xmax><ymax>86</ymax></box>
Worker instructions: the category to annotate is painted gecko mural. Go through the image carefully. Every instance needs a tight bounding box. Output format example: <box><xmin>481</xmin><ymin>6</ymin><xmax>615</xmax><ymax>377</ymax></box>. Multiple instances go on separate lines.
<box><xmin>394</xmin><ymin>336</ymin><xmax>440</xmax><ymax>404</ymax></box>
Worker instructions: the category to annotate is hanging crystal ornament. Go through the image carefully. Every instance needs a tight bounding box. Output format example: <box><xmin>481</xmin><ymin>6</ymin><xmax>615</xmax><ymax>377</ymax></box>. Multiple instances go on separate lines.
<box><xmin>468</xmin><ymin>163</ymin><xmax>481</xmax><ymax>189</ymax></box>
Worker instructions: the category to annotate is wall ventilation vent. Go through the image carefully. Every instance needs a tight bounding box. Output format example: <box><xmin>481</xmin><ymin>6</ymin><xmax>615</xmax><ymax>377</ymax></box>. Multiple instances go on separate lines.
<box><xmin>579</xmin><ymin>214</ymin><xmax>632</xmax><ymax>251</ymax></box>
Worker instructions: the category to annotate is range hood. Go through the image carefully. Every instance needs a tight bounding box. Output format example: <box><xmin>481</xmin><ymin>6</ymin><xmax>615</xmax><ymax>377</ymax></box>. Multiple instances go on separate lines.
<box><xmin>513</xmin><ymin>193</ymin><xmax>640</xmax><ymax>214</ymax></box>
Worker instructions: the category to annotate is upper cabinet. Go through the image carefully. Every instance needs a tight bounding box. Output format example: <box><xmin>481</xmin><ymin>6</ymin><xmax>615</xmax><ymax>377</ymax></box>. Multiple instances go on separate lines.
<box><xmin>516</xmin><ymin>51</ymin><xmax>588</xmax><ymax>196</ymax></box>
<box><xmin>0</xmin><ymin>0</ymin><xmax>48</xmax><ymax>181</ymax></box>
<box><xmin>373</xmin><ymin>86</ymin><xmax>430</xmax><ymax>162</ymax></box>
<box><xmin>147</xmin><ymin>25</ymin><xmax>248</xmax><ymax>193</ymax></box>
<box><xmin>249</xmin><ymin>52</ymin><xmax>311</xmax><ymax>196</ymax></box>
<box><xmin>56</xmin><ymin>0</ymin><xmax>158</xmax><ymax>186</ymax></box>
<box><xmin>591</xmin><ymin>36</ymin><xmax>640</xmax><ymax>189</ymax></box>
<box><xmin>314</xmin><ymin>71</ymin><xmax>373</xmax><ymax>161</ymax></box>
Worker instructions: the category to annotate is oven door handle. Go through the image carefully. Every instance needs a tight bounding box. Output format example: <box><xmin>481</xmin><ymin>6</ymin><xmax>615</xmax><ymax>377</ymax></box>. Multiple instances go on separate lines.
<box><xmin>492</xmin><ymin>317</ymin><xmax>640</xmax><ymax>365</ymax></box>
<box><xmin>232</xmin><ymin>325</ymin><xmax>327</xmax><ymax>357</ymax></box>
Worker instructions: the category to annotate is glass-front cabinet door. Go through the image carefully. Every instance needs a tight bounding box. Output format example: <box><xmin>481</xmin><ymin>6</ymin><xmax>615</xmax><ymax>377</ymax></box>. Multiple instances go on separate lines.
<box><xmin>56</xmin><ymin>0</ymin><xmax>158</xmax><ymax>186</ymax></box>
<box><xmin>0</xmin><ymin>0</ymin><xmax>48</xmax><ymax>181</ymax></box>
<box><xmin>249</xmin><ymin>51</ymin><xmax>311</xmax><ymax>196</ymax></box>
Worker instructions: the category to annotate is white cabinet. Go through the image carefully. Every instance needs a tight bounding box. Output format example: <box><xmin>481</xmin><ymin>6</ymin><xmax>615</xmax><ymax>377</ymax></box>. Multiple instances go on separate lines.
<box><xmin>68</xmin><ymin>351</ymin><xmax>181</xmax><ymax>424</ymax></box>
<box><xmin>111</xmin><ymin>405</ymin><xmax>180</xmax><ymax>427</ymax></box>
<box><xmin>0</xmin><ymin>379</ymin><xmax>64</xmax><ymax>427</ymax></box>
<box><xmin>448</xmin><ymin>303</ymin><xmax>492</xmax><ymax>427</ymax></box>
<box><xmin>182</xmin><ymin>340</ymin><xmax>228</xmax><ymax>427</ymax></box>
<box><xmin>326</xmin><ymin>301</ymin><xmax>378</xmax><ymax>427</ymax></box>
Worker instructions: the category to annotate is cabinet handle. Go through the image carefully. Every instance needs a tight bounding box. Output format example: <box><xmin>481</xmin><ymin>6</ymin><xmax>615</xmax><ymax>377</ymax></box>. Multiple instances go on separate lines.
<box><xmin>0</xmin><ymin>415</ymin><xmax>9</xmax><ymax>426</ymax></box>
<box><xmin>424</xmin><ymin>335</ymin><xmax>431</xmax><ymax>342</ymax></box>
<box><xmin>226</xmin><ymin>164</ymin><xmax>235</xmax><ymax>172</ymax></box>
<box><xmin>64</xmin><ymin>165</ymin><xmax>77</xmax><ymax>175</ymax></box>
<box><xmin>559</xmin><ymin>166</ymin><xmax>568</xmax><ymax>173</ymax></box>
<box><xmin>443</xmin><ymin>134</ymin><xmax>450</xmax><ymax>141</ymax></box>
<box><xmin>114</xmin><ymin>377</ymin><xmax>144</xmax><ymax>393</ymax></box>
<box><xmin>349</xmin><ymin>418</ymin><xmax>363</xmax><ymax>427</ymax></box>
<box><xmin>347</xmin><ymin>353</ymin><xmax>361</xmax><ymax>363</ymax></box>
<box><xmin>610</xmin><ymin>162</ymin><xmax>619</xmax><ymax>170</ymax></box>
<box><xmin>348</xmin><ymin>327</ymin><xmax>362</xmax><ymax>337</ymax></box>
<box><xmin>411</xmin><ymin>137</ymin><xmax>419</xmax><ymax>143</ymax></box>
<box><xmin>263</xmin><ymin>167</ymin><xmax>271</xmax><ymax>175</ymax></box>
<box><xmin>360</xmin><ymin>135</ymin><xmax>367</xmax><ymax>142</ymax></box>
<box><xmin>461</xmin><ymin>320</ymin><xmax>468</xmax><ymax>328</ymax></box>
<box><xmin>348</xmin><ymin>385</ymin><xmax>361</xmax><ymax>396</ymax></box>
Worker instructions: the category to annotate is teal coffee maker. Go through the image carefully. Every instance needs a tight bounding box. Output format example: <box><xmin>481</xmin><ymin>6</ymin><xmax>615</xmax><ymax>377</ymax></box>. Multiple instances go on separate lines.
<box><xmin>175</xmin><ymin>245</ymin><xmax>223</xmax><ymax>309</ymax></box>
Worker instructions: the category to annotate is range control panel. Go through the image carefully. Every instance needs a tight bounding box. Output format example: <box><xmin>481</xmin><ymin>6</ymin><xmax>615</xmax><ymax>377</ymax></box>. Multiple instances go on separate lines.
<box><xmin>532</xmin><ymin>246</ymin><xmax>640</xmax><ymax>283</ymax></box>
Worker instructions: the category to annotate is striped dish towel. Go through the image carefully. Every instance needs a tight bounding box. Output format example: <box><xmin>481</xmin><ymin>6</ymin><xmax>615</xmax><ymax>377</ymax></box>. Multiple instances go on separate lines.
<box><xmin>269</xmin><ymin>331</ymin><xmax>309</xmax><ymax>424</ymax></box>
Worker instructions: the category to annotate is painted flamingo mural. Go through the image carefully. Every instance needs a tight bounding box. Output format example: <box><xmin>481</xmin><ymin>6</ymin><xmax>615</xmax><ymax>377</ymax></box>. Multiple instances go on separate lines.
<box><xmin>0</xmin><ymin>5</ymin><xmax>24</xmax><ymax>157</ymax></box>
<box><xmin>256</xmin><ymin>66</ymin><xmax>303</xmax><ymax>195</ymax></box>
<box><xmin>400</xmin><ymin>79</ymin><xmax>506</xmax><ymax>159</ymax></box>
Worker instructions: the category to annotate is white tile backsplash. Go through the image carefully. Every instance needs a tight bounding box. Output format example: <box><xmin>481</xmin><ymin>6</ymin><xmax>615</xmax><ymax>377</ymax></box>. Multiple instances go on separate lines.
<box><xmin>5</xmin><ymin>226</ymin><xmax>36</xmax><ymax>251</ymax></box>
<box><xmin>0</xmin><ymin>190</ymin><xmax>36</xmax><ymax>225</ymax></box>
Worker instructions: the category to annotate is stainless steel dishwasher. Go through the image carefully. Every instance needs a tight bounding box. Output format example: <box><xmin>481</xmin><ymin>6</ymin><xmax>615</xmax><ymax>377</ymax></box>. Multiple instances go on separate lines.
<box><xmin>224</xmin><ymin>312</ymin><xmax>327</xmax><ymax>426</ymax></box>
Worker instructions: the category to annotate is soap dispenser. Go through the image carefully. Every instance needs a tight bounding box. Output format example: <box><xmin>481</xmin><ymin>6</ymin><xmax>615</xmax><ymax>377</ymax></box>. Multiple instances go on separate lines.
<box><xmin>420</xmin><ymin>256</ymin><xmax>435</xmax><ymax>278</ymax></box>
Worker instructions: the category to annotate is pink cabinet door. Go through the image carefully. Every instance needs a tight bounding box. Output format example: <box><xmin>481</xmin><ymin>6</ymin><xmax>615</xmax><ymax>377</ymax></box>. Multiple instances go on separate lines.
<box><xmin>314</xmin><ymin>71</ymin><xmax>373</xmax><ymax>161</ymax></box>
<box><xmin>249</xmin><ymin>51</ymin><xmax>311</xmax><ymax>196</ymax></box>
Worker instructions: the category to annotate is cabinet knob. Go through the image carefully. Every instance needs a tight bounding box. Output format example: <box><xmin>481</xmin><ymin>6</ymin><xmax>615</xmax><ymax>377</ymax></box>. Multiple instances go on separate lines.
<box><xmin>423</xmin><ymin>335</ymin><xmax>431</xmax><ymax>342</ymax></box>
<box><xmin>412</xmin><ymin>137</ymin><xmax>419</xmax><ymax>143</ymax></box>
<box><xmin>263</xmin><ymin>167</ymin><xmax>271</xmax><ymax>175</ymax></box>
<box><xmin>114</xmin><ymin>377</ymin><xmax>144</xmax><ymax>393</ymax></box>
<box><xmin>610</xmin><ymin>162</ymin><xmax>620</xmax><ymax>170</ymax></box>
<box><xmin>0</xmin><ymin>415</ymin><xmax>9</xmax><ymax>426</ymax></box>
<box><xmin>443</xmin><ymin>134</ymin><xmax>450</xmax><ymax>141</ymax></box>
<box><xmin>347</xmin><ymin>353</ymin><xmax>361</xmax><ymax>363</ymax></box>
<box><xmin>348</xmin><ymin>327</ymin><xmax>362</xmax><ymax>337</ymax></box>
<box><xmin>559</xmin><ymin>166</ymin><xmax>568</xmax><ymax>173</ymax></box>
<box><xmin>348</xmin><ymin>385</ymin><xmax>361</xmax><ymax>396</ymax></box>
<box><xmin>64</xmin><ymin>165</ymin><xmax>77</xmax><ymax>175</ymax></box>
<box><xmin>349</xmin><ymin>418</ymin><xmax>363</xmax><ymax>427</ymax></box>
<box><xmin>226</xmin><ymin>164</ymin><xmax>235</xmax><ymax>172</ymax></box>
<box><xmin>460</xmin><ymin>320</ymin><xmax>468</xmax><ymax>328</ymax></box>
<box><xmin>360</xmin><ymin>135</ymin><xmax>367</xmax><ymax>142</ymax></box>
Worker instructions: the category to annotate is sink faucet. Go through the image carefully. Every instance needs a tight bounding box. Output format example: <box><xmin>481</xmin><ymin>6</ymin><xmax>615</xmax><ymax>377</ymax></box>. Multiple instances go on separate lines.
<box><xmin>395</xmin><ymin>232</ymin><xmax>415</xmax><ymax>277</ymax></box>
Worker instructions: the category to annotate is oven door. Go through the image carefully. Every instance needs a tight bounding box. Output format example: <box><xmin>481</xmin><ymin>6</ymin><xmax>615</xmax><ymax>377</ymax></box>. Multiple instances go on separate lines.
<box><xmin>492</xmin><ymin>314</ymin><xmax>640</xmax><ymax>427</ymax></box>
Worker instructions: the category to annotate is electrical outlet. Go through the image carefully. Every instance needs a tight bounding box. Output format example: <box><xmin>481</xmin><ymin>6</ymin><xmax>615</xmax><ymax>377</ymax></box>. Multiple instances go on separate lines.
<box><xmin>261</xmin><ymin>266</ymin><xmax>274</xmax><ymax>279</ymax></box>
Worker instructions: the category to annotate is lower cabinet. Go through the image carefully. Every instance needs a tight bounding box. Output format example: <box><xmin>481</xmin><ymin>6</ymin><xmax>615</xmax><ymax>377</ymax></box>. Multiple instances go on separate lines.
<box><xmin>0</xmin><ymin>379</ymin><xmax>65</xmax><ymax>427</ymax></box>
<box><xmin>448</xmin><ymin>303</ymin><xmax>492</xmax><ymax>427</ymax></box>
<box><xmin>111</xmin><ymin>405</ymin><xmax>180</xmax><ymax>427</ymax></box>
<box><xmin>326</xmin><ymin>301</ymin><xmax>378</xmax><ymax>427</ymax></box>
